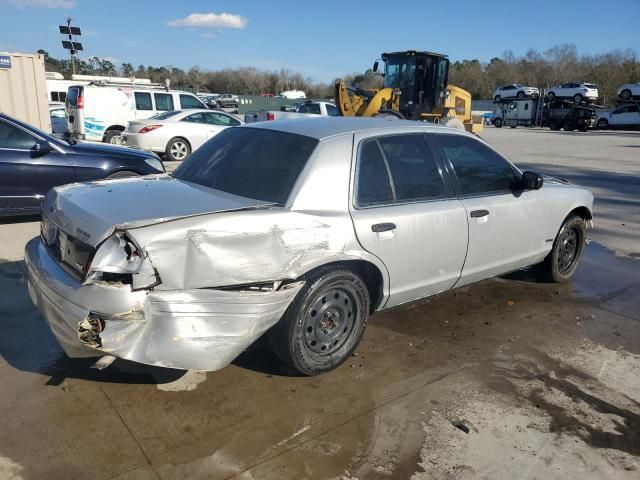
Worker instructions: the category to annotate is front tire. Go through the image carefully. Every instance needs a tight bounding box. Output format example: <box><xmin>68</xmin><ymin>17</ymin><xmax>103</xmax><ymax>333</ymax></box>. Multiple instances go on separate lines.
<box><xmin>547</xmin><ymin>92</ymin><xmax>555</xmax><ymax>101</ymax></box>
<box><xmin>573</xmin><ymin>94</ymin><xmax>583</xmax><ymax>103</ymax></box>
<box><xmin>536</xmin><ymin>214</ymin><xmax>587</xmax><ymax>283</ymax></box>
<box><xmin>494</xmin><ymin>95</ymin><xmax>501</xmax><ymax>102</ymax></box>
<box><xmin>517</xmin><ymin>92</ymin><xmax>525</xmax><ymax>99</ymax></box>
<box><xmin>494</xmin><ymin>117</ymin><xmax>503</xmax><ymax>128</ymax></box>
<box><xmin>268</xmin><ymin>266</ymin><xmax>370</xmax><ymax>376</ymax></box>
<box><xmin>597</xmin><ymin>118</ymin><xmax>609</xmax><ymax>130</ymax></box>
<box><xmin>165</xmin><ymin>137</ymin><xmax>191</xmax><ymax>161</ymax></box>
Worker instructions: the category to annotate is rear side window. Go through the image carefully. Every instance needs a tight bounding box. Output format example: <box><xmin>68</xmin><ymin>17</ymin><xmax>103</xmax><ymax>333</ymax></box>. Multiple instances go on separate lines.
<box><xmin>135</xmin><ymin>92</ymin><xmax>153</xmax><ymax>111</ymax></box>
<box><xmin>299</xmin><ymin>103</ymin><xmax>321</xmax><ymax>114</ymax></box>
<box><xmin>0</xmin><ymin>121</ymin><xmax>36</xmax><ymax>149</ymax></box>
<box><xmin>204</xmin><ymin>112</ymin><xmax>240</xmax><ymax>126</ymax></box>
<box><xmin>154</xmin><ymin>93</ymin><xmax>174</xmax><ymax>111</ymax></box>
<box><xmin>435</xmin><ymin>134</ymin><xmax>516</xmax><ymax>195</ymax></box>
<box><xmin>180</xmin><ymin>94</ymin><xmax>204</xmax><ymax>109</ymax></box>
<box><xmin>356</xmin><ymin>140</ymin><xmax>393</xmax><ymax>206</ymax></box>
<box><xmin>326</xmin><ymin>104</ymin><xmax>339</xmax><ymax>116</ymax></box>
<box><xmin>173</xmin><ymin>128</ymin><xmax>318</xmax><ymax>205</ymax></box>
<box><xmin>356</xmin><ymin>134</ymin><xmax>447</xmax><ymax>206</ymax></box>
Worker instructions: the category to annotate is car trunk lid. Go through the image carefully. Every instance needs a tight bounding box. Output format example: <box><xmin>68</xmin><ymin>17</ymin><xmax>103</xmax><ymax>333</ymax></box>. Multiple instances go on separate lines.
<box><xmin>42</xmin><ymin>175</ymin><xmax>275</xmax><ymax>248</ymax></box>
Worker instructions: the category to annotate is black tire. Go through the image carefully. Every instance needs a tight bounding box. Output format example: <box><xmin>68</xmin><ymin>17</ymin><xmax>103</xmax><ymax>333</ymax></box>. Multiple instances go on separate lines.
<box><xmin>494</xmin><ymin>117</ymin><xmax>503</xmax><ymax>128</ymax></box>
<box><xmin>510</xmin><ymin>125</ymin><xmax>517</xmax><ymax>129</ymax></box>
<box><xmin>547</xmin><ymin>92</ymin><xmax>555</xmax><ymax>101</ymax></box>
<box><xmin>620</xmin><ymin>89</ymin><xmax>632</xmax><ymax>101</ymax></box>
<box><xmin>104</xmin><ymin>130</ymin><xmax>123</xmax><ymax>145</ymax></box>
<box><xmin>106</xmin><ymin>170</ymin><xmax>138</xmax><ymax>179</ymax></box>
<box><xmin>517</xmin><ymin>91</ymin><xmax>525</xmax><ymax>99</ymax></box>
<box><xmin>578</xmin><ymin>123</ymin><xmax>588</xmax><ymax>132</ymax></box>
<box><xmin>597</xmin><ymin>118</ymin><xmax>609</xmax><ymax>130</ymax></box>
<box><xmin>374</xmin><ymin>109</ymin><xmax>404</xmax><ymax>119</ymax></box>
<box><xmin>563</xmin><ymin>120</ymin><xmax>576</xmax><ymax>131</ymax></box>
<box><xmin>535</xmin><ymin>214</ymin><xmax>587</xmax><ymax>283</ymax></box>
<box><xmin>549</xmin><ymin>120</ymin><xmax>561</xmax><ymax>130</ymax></box>
<box><xmin>268</xmin><ymin>266</ymin><xmax>370</xmax><ymax>376</ymax></box>
<box><xmin>573</xmin><ymin>94</ymin><xmax>583</xmax><ymax>103</ymax></box>
<box><xmin>165</xmin><ymin>137</ymin><xmax>191</xmax><ymax>161</ymax></box>
<box><xmin>494</xmin><ymin>95</ymin><xmax>501</xmax><ymax>102</ymax></box>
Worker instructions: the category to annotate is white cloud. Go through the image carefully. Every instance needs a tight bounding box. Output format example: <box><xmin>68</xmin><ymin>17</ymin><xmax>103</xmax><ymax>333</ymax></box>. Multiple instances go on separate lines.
<box><xmin>3</xmin><ymin>0</ymin><xmax>76</xmax><ymax>7</ymax></box>
<box><xmin>167</xmin><ymin>12</ymin><xmax>247</xmax><ymax>29</ymax></box>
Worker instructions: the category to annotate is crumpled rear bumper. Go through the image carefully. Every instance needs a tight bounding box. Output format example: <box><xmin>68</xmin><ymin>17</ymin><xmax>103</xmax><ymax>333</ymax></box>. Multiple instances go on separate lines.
<box><xmin>25</xmin><ymin>237</ymin><xmax>302</xmax><ymax>371</ymax></box>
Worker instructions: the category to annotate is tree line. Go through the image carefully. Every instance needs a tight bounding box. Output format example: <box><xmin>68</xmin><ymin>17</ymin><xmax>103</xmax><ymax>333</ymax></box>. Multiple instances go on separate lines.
<box><xmin>38</xmin><ymin>44</ymin><xmax>639</xmax><ymax>104</ymax></box>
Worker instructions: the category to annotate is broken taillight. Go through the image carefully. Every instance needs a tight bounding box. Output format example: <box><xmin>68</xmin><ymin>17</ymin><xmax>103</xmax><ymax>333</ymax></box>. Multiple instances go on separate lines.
<box><xmin>139</xmin><ymin>124</ymin><xmax>163</xmax><ymax>134</ymax></box>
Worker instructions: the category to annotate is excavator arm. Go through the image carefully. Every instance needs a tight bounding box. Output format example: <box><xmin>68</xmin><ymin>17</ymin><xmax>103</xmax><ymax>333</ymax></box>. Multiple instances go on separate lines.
<box><xmin>334</xmin><ymin>81</ymin><xmax>400</xmax><ymax>117</ymax></box>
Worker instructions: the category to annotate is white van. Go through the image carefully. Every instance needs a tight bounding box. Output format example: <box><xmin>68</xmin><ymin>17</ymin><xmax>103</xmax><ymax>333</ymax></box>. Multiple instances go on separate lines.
<box><xmin>66</xmin><ymin>84</ymin><xmax>206</xmax><ymax>143</ymax></box>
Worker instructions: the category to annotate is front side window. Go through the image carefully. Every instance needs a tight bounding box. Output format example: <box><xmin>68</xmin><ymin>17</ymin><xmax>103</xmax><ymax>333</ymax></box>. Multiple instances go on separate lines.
<box><xmin>154</xmin><ymin>93</ymin><xmax>174</xmax><ymax>111</ymax></box>
<box><xmin>180</xmin><ymin>94</ymin><xmax>204</xmax><ymax>109</ymax></box>
<box><xmin>435</xmin><ymin>134</ymin><xmax>517</xmax><ymax>195</ymax></box>
<box><xmin>135</xmin><ymin>92</ymin><xmax>153</xmax><ymax>111</ymax></box>
<box><xmin>0</xmin><ymin>121</ymin><xmax>37</xmax><ymax>149</ymax></box>
<box><xmin>172</xmin><ymin>128</ymin><xmax>318</xmax><ymax>205</ymax></box>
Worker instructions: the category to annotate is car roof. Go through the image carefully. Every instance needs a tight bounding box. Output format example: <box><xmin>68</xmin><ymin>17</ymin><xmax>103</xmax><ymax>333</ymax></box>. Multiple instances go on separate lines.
<box><xmin>241</xmin><ymin>116</ymin><xmax>468</xmax><ymax>140</ymax></box>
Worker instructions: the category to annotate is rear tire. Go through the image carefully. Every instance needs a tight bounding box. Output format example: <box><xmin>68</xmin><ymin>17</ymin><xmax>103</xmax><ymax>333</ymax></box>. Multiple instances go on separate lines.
<box><xmin>517</xmin><ymin>92</ymin><xmax>525</xmax><ymax>99</ymax></box>
<box><xmin>573</xmin><ymin>94</ymin><xmax>583</xmax><ymax>103</ymax></box>
<box><xmin>268</xmin><ymin>266</ymin><xmax>370</xmax><ymax>376</ymax></box>
<box><xmin>494</xmin><ymin>117</ymin><xmax>503</xmax><ymax>128</ymax></box>
<box><xmin>494</xmin><ymin>95</ymin><xmax>501</xmax><ymax>102</ymax></box>
<box><xmin>620</xmin><ymin>89</ymin><xmax>632</xmax><ymax>100</ymax></box>
<box><xmin>104</xmin><ymin>130</ymin><xmax>123</xmax><ymax>145</ymax></box>
<box><xmin>535</xmin><ymin>214</ymin><xmax>587</xmax><ymax>283</ymax></box>
<box><xmin>597</xmin><ymin>118</ymin><xmax>609</xmax><ymax>130</ymax></box>
<box><xmin>165</xmin><ymin>137</ymin><xmax>191</xmax><ymax>161</ymax></box>
<box><xmin>547</xmin><ymin>92</ymin><xmax>555</xmax><ymax>101</ymax></box>
<box><xmin>549</xmin><ymin>120</ymin><xmax>561</xmax><ymax>130</ymax></box>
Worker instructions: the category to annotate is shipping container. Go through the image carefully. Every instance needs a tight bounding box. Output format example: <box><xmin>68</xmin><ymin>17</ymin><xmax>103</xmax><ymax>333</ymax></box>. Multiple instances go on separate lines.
<box><xmin>0</xmin><ymin>52</ymin><xmax>51</xmax><ymax>132</ymax></box>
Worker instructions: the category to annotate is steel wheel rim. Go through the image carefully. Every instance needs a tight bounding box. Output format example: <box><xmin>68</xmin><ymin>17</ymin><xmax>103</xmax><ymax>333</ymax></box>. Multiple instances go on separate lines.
<box><xmin>109</xmin><ymin>135</ymin><xmax>122</xmax><ymax>145</ymax></box>
<box><xmin>303</xmin><ymin>285</ymin><xmax>358</xmax><ymax>355</ymax></box>
<box><xmin>171</xmin><ymin>142</ymin><xmax>188</xmax><ymax>160</ymax></box>
<box><xmin>558</xmin><ymin>227</ymin><xmax>580</xmax><ymax>273</ymax></box>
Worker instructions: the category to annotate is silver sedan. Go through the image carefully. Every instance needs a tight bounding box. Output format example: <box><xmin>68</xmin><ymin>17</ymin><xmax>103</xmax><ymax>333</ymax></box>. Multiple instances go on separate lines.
<box><xmin>25</xmin><ymin>117</ymin><xmax>593</xmax><ymax>375</ymax></box>
<box><xmin>122</xmin><ymin>109</ymin><xmax>243</xmax><ymax>161</ymax></box>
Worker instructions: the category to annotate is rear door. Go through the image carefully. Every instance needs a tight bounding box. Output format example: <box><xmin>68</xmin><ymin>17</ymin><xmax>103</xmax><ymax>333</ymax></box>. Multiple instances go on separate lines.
<box><xmin>349</xmin><ymin>132</ymin><xmax>468</xmax><ymax>308</ymax></box>
<box><xmin>433</xmin><ymin>133</ymin><xmax>546</xmax><ymax>286</ymax></box>
<box><xmin>0</xmin><ymin>118</ymin><xmax>75</xmax><ymax>215</ymax></box>
<box><xmin>66</xmin><ymin>85</ymin><xmax>84</xmax><ymax>135</ymax></box>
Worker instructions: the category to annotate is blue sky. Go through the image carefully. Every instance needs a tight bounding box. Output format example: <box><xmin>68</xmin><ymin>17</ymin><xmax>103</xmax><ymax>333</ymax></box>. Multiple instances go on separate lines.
<box><xmin>1</xmin><ymin>0</ymin><xmax>639</xmax><ymax>82</ymax></box>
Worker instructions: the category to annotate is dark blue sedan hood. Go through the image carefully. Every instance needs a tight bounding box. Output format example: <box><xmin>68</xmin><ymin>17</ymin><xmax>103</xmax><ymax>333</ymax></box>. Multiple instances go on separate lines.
<box><xmin>69</xmin><ymin>141</ymin><xmax>157</xmax><ymax>159</ymax></box>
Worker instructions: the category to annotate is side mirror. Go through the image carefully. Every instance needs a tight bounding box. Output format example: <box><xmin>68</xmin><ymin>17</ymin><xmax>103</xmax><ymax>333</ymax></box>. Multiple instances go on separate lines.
<box><xmin>32</xmin><ymin>141</ymin><xmax>53</xmax><ymax>157</ymax></box>
<box><xmin>521</xmin><ymin>171</ymin><xmax>543</xmax><ymax>190</ymax></box>
<box><xmin>373</xmin><ymin>61</ymin><xmax>379</xmax><ymax>73</ymax></box>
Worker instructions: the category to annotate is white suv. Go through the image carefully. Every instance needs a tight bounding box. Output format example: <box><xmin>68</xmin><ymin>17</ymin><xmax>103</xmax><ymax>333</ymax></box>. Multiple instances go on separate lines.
<box><xmin>547</xmin><ymin>83</ymin><xmax>598</xmax><ymax>103</ymax></box>
<box><xmin>617</xmin><ymin>83</ymin><xmax>640</xmax><ymax>100</ymax></box>
<box><xmin>493</xmin><ymin>84</ymin><xmax>539</xmax><ymax>102</ymax></box>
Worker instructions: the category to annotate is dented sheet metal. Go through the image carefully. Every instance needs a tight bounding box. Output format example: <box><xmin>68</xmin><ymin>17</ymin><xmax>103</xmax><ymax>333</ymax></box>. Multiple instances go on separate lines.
<box><xmin>25</xmin><ymin>237</ymin><xmax>303</xmax><ymax>370</ymax></box>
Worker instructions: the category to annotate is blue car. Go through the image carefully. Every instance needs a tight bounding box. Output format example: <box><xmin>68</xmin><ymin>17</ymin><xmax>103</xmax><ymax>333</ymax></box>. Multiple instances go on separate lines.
<box><xmin>0</xmin><ymin>113</ymin><xmax>165</xmax><ymax>217</ymax></box>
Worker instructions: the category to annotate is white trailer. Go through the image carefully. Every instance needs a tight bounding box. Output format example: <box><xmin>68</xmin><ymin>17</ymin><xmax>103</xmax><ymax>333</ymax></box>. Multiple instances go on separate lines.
<box><xmin>0</xmin><ymin>52</ymin><xmax>51</xmax><ymax>132</ymax></box>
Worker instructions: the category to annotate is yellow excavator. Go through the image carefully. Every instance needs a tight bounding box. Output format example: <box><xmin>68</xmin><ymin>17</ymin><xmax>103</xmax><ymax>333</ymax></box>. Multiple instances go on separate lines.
<box><xmin>335</xmin><ymin>50</ymin><xmax>483</xmax><ymax>133</ymax></box>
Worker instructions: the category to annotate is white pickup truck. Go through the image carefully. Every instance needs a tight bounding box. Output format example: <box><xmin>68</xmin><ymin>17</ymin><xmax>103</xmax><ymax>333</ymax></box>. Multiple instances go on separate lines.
<box><xmin>244</xmin><ymin>101</ymin><xmax>339</xmax><ymax>123</ymax></box>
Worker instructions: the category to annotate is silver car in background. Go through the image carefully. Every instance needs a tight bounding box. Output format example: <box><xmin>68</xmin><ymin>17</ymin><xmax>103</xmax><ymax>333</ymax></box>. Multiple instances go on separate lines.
<box><xmin>122</xmin><ymin>109</ymin><xmax>243</xmax><ymax>161</ymax></box>
<box><xmin>25</xmin><ymin>117</ymin><xmax>594</xmax><ymax>375</ymax></box>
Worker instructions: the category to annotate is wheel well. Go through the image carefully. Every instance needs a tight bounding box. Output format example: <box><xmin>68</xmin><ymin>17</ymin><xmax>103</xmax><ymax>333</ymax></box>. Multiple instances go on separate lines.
<box><xmin>302</xmin><ymin>260</ymin><xmax>385</xmax><ymax>312</ymax></box>
<box><xmin>103</xmin><ymin>126</ymin><xmax>125</xmax><ymax>140</ymax></box>
<box><xmin>168</xmin><ymin>136</ymin><xmax>191</xmax><ymax>148</ymax></box>
<box><xmin>570</xmin><ymin>206</ymin><xmax>592</xmax><ymax>221</ymax></box>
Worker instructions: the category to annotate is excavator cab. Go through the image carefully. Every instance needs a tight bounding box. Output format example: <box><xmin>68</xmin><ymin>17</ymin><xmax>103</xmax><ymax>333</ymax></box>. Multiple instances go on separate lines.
<box><xmin>378</xmin><ymin>51</ymin><xmax>449</xmax><ymax>119</ymax></box>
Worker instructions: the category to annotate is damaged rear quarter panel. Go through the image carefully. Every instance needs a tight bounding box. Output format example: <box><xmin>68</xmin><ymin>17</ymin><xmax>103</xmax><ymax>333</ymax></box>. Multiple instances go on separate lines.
<box><xmin>126</xmin><ymin>134</ymin><xmax>390</xmax><ymax>294</ymax></box>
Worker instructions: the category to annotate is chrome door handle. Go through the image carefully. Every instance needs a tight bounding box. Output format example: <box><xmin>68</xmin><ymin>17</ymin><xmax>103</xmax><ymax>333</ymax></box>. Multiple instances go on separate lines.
<box><xmin>371</xmin><ymin>222</ymin><xmax>396</xmax><ymax>233</ymax></box>
<box><xmin>470</xmin><ymin>209</ymin><xmax>490</xmax><ymax>218</ymax></box>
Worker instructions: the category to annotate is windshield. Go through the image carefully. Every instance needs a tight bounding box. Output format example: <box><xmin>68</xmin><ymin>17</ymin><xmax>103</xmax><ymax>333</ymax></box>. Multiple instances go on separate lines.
<box><xmin>172</xmin><ymin>127</ymin><xmax>319</xmax><ymax>205</ymax></box>
<box><xmin>152</xmin><ymin>110</ymin><xmax>181</xmax><ymax>120</ymax></box>
<box><xmin>383</xmin><ymin>56</ymin><xmax>416</xmax><ymax>88</ymax></box>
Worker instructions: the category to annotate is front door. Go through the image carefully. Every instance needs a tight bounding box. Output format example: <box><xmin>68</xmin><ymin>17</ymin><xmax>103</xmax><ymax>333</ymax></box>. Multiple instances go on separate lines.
<box><xmin>349</xmin><ymin>132</ymin><xmax>468</xmax><ymax>308</ymax></box>
<box><xmin>433</xmin><ymin>133</ymin><xmax>546</xmax><ymax>287</ymax></box>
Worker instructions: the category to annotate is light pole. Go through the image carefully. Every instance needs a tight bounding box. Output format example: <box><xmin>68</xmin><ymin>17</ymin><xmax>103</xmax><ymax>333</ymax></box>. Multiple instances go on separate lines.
<box><xmin>59</xmin><ymin>16</ymin><xmax>82</xmax><ymax>76</ymax></box>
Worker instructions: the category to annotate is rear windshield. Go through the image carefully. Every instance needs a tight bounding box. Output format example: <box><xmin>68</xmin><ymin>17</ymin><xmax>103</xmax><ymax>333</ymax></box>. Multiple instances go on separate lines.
<box><xmin>584</xmin><ymin>84</ymin><xmax>597</xmax><ymax>89</ymax></box>
<box><xmin>172</xmin><ymin>127</ymin><xmax>319</xmax><ymax>205</ymax></box>
<box><xmin>152</xmin><ymin>110</ymin><xmax>181</xmax><ymax>120</ymax></box>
